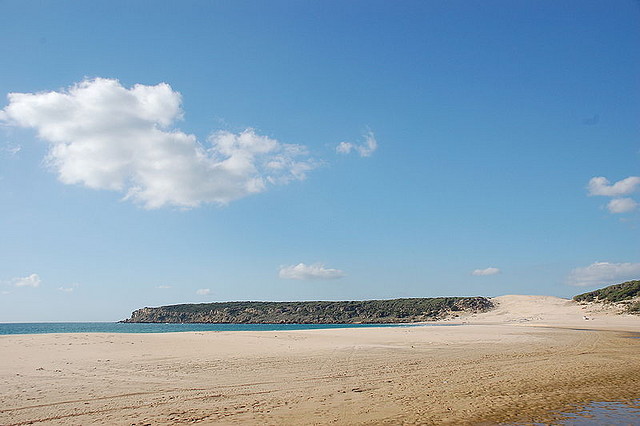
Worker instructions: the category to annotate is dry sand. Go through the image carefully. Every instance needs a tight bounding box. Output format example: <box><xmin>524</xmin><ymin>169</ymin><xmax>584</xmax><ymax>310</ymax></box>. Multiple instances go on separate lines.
<box><xmin>1</xmin><ymin>296</ymin><xmax>639</xmax><ymax>425</ymax></box>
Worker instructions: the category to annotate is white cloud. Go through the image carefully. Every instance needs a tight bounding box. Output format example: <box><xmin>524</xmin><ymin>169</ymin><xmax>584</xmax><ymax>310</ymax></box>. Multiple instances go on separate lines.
<box><xmin>587</xmin><ymin>176</ymin><xmax>640</xmax><ymax>215</ymax></box>
<box><xmin>279</xmin><ymin>263</ymin><xmax>345</xmax><ymax>280</ymax></box>
<box><xmin>2</xmin><ymin>143</ymin><xmax>21</xmax><ymax>157</ymax></box>
<box><xmin>0</xmin><ymin>78</ymin><xmax>317</xmax><ymax>209</ymax></box>
<box><xmin>471</xmin><ymin>267</ymin><xmax>501</xmax><ymax>276</ymax></box>
<box><xmin>156</xmin><ymin>285</ymin><xmax>171</xmax><ymax>289</ymax></box>
<box><xmin>196</xmin><ymin>288</ymin><xmax>211</xmax><ymax>295</ymax></box>
<box><xmin>336</xmin><ymin>131</ymin><xmax>377</xmax><ymax>157</ymax></box>
<box><xmin>13</xmin><ymin>273</ymin><xmax>41</xmax><ymax>288</ymax></box>
<box><xmin>567</xmin><ymin>261</ymin><xmax>640</xmax><ymax>287</ymax></box>
<box><xmin>57</xmin><ymin>283</ymin><xmax>79</xmax><ymax>293</ymax></box>
<box><xmin>588</xmin><ymin>176</ymin><xmax>640</xmax><ymax>197</ymax></box>
<box><xmin>336</xmin><ymin>141</ymin><xmax>354</xmax><ymax>154</ymax></box>
<box><xmin>607</xmin><ymin>198</ymin><xmax>638</xmax><ymax>214</ymax></box>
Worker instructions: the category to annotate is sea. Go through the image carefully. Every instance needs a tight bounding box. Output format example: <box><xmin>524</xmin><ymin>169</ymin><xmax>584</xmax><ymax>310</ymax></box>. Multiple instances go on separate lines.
<box><xmin>508</xmin><ymin>400</ymin><xmax>640</xmax><ymax>425</ymax></box>
<box><xmin>0</xmin><ymin>321</ymin><xmax>421</xmax><ymax>335</ymax></box>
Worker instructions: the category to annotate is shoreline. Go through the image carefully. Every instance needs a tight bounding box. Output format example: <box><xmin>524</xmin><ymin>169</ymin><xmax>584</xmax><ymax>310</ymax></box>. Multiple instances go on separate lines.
<box><xmin>0</xmin><ymin>321</ymin><xmax>435</xmax><ymax>337</ymax></box>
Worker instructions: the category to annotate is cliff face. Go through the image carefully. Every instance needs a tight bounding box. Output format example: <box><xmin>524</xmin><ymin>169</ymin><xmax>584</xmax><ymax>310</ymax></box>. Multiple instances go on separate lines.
<box><xmin>123</xmin><ymin>297</ymin><xmax>494</xmax><ymax>324</ymax></box>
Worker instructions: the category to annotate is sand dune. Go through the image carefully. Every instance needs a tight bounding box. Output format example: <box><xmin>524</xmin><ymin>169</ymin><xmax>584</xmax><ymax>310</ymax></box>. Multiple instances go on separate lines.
<box><xmin>447</xmin><ymin>294</ymin><xmax>640</xmax><ymax>331</ymax></box>
<box><xmin>1</xmin><ymin>296</ymin><xmax>638</xmax><ymax>425</ymax></box>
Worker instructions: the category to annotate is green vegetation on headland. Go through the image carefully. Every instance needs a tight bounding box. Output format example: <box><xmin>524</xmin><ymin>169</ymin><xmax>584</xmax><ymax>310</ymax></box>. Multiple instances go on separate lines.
<box><xmin>123</xmin><ymin>280</ymin><xmax>640</xmax><ymax>324</ymax></box>
<box><xmin>573</xmin><ymin>280</ymin><xmax>640</xmax><ymax>313</ymax></box>
<box><xmin>122</xmin><ymin>297</ymin><xmax>494</xmax><ymax>324</ymax></box>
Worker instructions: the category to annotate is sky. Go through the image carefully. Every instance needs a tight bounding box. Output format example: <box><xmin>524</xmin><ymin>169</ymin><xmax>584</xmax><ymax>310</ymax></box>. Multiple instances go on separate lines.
<box><xmin>1</xmin><ymin>0</ymin><xmax>639</xmax><ymax>322</ymax></box>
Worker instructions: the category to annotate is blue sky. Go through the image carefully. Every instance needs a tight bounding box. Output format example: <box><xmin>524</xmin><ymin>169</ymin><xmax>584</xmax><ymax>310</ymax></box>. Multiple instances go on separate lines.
<box><xmin>1</xmin><ymin>1</ymin><xmax>639</xmax><ymax>321</ymax></box>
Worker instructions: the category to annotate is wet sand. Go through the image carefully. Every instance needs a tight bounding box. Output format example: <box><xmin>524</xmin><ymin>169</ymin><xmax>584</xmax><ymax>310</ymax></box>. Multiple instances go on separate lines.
<box><xmin>1</xmin><ymin>296</ymin><xmax>639</xmax><ymax>425</ymax></box>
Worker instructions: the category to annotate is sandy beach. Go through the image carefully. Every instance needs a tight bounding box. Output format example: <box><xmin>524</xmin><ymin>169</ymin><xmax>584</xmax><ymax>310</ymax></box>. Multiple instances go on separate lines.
<box><xmin>1</xmin><ymin>296</ymin><xmax>639</xmax><ymax>425</ymax></box>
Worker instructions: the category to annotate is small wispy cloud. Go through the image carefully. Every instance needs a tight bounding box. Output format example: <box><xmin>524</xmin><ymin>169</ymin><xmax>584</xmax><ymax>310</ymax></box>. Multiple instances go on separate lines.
<box><xmin>606</xmin><ymin>198</ymin><xmax>638</xmax><ymax>214</ymax></box>
<box><xmin>336</xmin><ymin>131</ymin><xmax>378</xmax><ymax>157</ymax></box>
<box><xmin>587</xmin><ymin>176</ymin><xmax>640</xmax><ymax>197</ymax></box>
<box><xmin>13</xmin><ymin>273</ymin><xmax>41</xmax><ymax>288</ymax></box>
<box><xmin>587</xmin><ymin>176</ymin><xmax>640</xmax><ymax>215</ymax></box>
<box><xmin>471</xmin><ymin>267</ymin><xmax>501</xmax><ymax>276</ymax></box>
<box><xmin>57</xmin><ymin>283</ymin><xmax>79</xmax><ymax>293</ymax></box>
<box><xmin>156</xmin><ymin>285</ymin><xmax>171</xmax><ymax>289</ymax></box>
<box><xmin>279</xmin><ymin>263</ymin><xmax>345</xmax><ymax>280</ymax></box>
<box><xmin>2</xmin><ymin>143</ymin><xmax>21</xmax><ymax>157</ymax></box>
<box><xmin>196</xmin><ymin>288</ymin><xmax>211</xmax><ymax>296</ymax></box>
<box><xmin>566</xmin><ymin>261</ymin><xmax>640</xmax><ymax>287</ymax></box>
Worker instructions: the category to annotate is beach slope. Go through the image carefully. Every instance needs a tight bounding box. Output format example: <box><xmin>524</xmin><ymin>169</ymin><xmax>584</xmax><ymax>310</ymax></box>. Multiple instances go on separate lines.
<box><xmin>1</xmin><ymin>295</ymin><xmax>639</xmax><ymax>425</ymax></box>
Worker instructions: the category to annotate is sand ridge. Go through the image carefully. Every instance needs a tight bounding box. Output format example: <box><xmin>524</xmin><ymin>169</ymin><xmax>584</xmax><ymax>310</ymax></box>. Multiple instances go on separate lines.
<box><xmin>1</xmin><ymin>296</ymin><xmax>639</xmax><ymax>425</ymax></box>
<box><xmin>444</xmin><ymin>294</ymin><xmax>640</xmax><ymax>331</ymax></box>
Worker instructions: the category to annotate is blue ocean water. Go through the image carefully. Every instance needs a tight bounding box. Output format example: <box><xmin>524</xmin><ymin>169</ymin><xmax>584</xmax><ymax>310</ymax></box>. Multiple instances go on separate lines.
<box><xmin>557</xmin><ymin>400</ymin><xmax>640</xmax><ymax>425</ymax></box>
<box><xmin>0</xmin><ymin>321</ymin><xmax>422</xmax><ymax>335</ymax></box>
<box><xmin>509</xmin><ymin>400</ymin><xmax>640</xmax><ymax>425</ymax></box>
